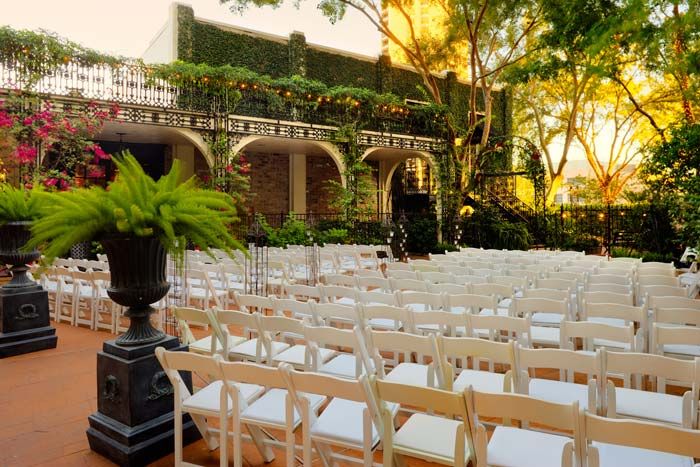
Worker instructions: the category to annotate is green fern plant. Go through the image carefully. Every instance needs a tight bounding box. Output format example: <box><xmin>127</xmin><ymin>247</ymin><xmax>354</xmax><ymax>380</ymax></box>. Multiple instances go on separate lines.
<box><xmin>0</xmin><ymin>184</ymin><xmax>43</xmax><ymax>224</ymax></box>
<box><xmin>27</xmin><ymin>151</ymin><xmax>244</xmax><ymax>264</ymax></box>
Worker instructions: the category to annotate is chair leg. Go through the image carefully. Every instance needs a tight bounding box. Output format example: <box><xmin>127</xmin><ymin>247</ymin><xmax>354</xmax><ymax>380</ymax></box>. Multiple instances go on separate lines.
<box><xmin>219</xmin><ymin>411</ymin><xmax>228</xmax><ymax>467</ymax></box>
<box><xmin>233</xmin><ymin>412</ymin><xmax>242</xmax><ymax>467</ymax></box>
<box><xmin>174</xmin><ymin>407</ymin><xmax>183</xmax><ymax>466</ymax></box>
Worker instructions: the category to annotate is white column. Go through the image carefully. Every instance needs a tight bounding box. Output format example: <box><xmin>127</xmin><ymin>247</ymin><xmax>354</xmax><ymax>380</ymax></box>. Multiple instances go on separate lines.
<box><xmin>172</xmin><ymin>144</ymin><xmax>195</xmax><ymax>182</ymax></box>
<box><xmin>289</xmin><ymin>153</ymin><xmax>306</xmax><ymax>213</ymax></box>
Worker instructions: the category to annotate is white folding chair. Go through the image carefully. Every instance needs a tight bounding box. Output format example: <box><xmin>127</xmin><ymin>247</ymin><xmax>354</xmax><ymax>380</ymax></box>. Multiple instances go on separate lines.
<box><xmin>436</xmin><ymin>336</ymin><xmax>516</xmax><ymax>393</ymax></box>
<box><xmin>280</xmin><ymin>364</ymin><xmax>389</xmax><ymax>467</ymax></box>
<box><xmin>373</xmin><ymin>378</ymin><xmax>474</xmax><ymax>466</ymax></box>
<box><xmin>389</xmin><ymin>277</ymin><xmax>430</xmax><ymax>292</ymax></box>
<box><xmin>602</xmin><ymin>349</ymin><xmax>700</xmax><ymax>428</ymax></box>
<box><xmin>467</xmin><ymin>313</ymin><xmax>532</xmax><ymax>347</ymax></box>
<box><xmin>256</xmin><ymin>314</ymin><xmax>336</xmax><ymax>369</ymax></box>
<box><xmin>304</xmin><ymin>324</ymin><xmax>370</xmax><ymax>379</ymax></box>
<box><xmin>513</xmin><ymin>298</ymin><xmax>571</xmax><ymax>347</ymax></box>
<box><xmin>395</xmin><ymin>290</ymin><xmax>444</xmax><ymax>312</ymax></box>
<box><xmin>175</xmin><ymin>307</ymin><xmax>244</xmax><ymax>356</ymax></box>
<box><xmin>356</xmin><ymin>275</ymin><xmax>391</xmax><ymax>293</ymax></box>
<box><xmin>583</xmin><ymin>411</ymin><xmax>700</xmax><ymax>467</ymax></box>
<box><xmin>465</xmin><ymin>388</ymin><xmax>583</xmax><ymax>467</ymax></box>
<box><xmin>213</xmin><ymin>309</ymin><xmax>282</xmax><ymax>363</ymax></box>
<box><xmin>320</xmin><ymin>284</ymin><xmax>358</xmax><ymax>306</ymax></box>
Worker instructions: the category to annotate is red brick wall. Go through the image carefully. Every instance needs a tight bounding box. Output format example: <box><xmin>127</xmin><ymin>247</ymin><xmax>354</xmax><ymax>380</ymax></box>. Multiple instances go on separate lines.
<box><xmin>246</xmin><ymin>152</ymin><xmax>289</xmax><ymax>213</ymax></box>
<box><xmin>306</xmin><ymin>155</ymin><xmax>341</xmax><ymax>214</ymax></box>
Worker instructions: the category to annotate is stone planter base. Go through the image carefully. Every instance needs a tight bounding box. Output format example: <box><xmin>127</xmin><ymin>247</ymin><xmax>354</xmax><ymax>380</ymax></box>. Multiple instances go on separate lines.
<box><xmin>0</xmin><ymin>286</ymin><xmax>57</xmax><ymax>358</ymax></box>
<box><xmin>86</xmin><ymin>335</ymin><xmax>201</xmax><ymax>466</ymax></box>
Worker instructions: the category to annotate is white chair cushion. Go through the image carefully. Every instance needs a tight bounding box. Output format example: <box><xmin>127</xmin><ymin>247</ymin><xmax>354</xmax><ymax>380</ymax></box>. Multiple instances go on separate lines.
<box><xmin>368</xmin><ymin>318</ymin><xmax>401</xmax><ymax>330</ymax></box>
<box><xmin>229</xmin><ymin>339</ymin><xmax>289</xmax><ymax>361</ymax></box>
<box><xmin>406</xmin><ymin>304</ymin><xmax>429</xmax><ymax>312</ymax></box>
<box><xmin>334</xmin><ymin>297</ymin><xmax>356</xmax><ymax>306</ymax></box>
<box><xmin>320</xmin><ymin>353</ymin><xmax>361</xmax><ymax>379</ymax></box>
<box><xmin>189</xmin><ymin>334</ymin><xmax>246</xmax><ymax>355</ymax></box>
<box><xmin>529</xmin><ymin>378</ymin><xmax>590</xmax><ymax>410</ymax></box>
<box><xmin>182</xmin><ymin>380</ymin><xmax>263</xmax><ymax>414</ymax></box>
<box><xmin>479</xmin><ymin>308</ymin><xmax>510</xmax><ymax>317</ymax></box>
<box><xmin>453</xmin><ymin>369</ymin><xmax>505</xmax><ymax>393</ymax></box>
<box><xmin>592</xmin><ymin>338</ymin><xmax>631</xmax><ymax>350</ymax></box>
<box><xmin>241</xmin><ymin>388</ymin><xmax>325</xmax><ymax>428</ymax></box>
<box><xmin>488</xmin><ymin>426</ymin><xmax>572</xmax><ymax>467</ymax></box>
<box><xmin>532</xmin><ymin>313</ymin><xmax>564</xmax><ymax>326</ymax></box>
<box><xmin>531</xmin><ymin>326</ymin><xmax>560</xmax><ymax>345</ymax></box>
<box><xmin>592</xmin><ymin>441</ymin><xmax>693</xmax><ymax>467</ymax></box>
<box><xmin>272</xmin><ymin>344</ymin><xmax>336</xmax><ymax>367</ymax></box>
<box><xmin>393</xmin><ymin>413</ymin><xmax>470</xmax><ymax>462</ymax></box>
<box><xmin>613</xmin><ymin>387</ymin><xmax>684</xmax><ymax>425</ymax></box>
<box><xmin>385</xmin><ymin>363</ymin><xmax>432</xmax><ymax>387</ymax></box>
<box><xmin>311</xmin><ymin>398</ymin><xmax>380</xmax><ymax>448</ymax></box>
<box><xmin>662</xmin><ymin>344</ymin><xmax>700</xmax><ymax>357</ymax></box>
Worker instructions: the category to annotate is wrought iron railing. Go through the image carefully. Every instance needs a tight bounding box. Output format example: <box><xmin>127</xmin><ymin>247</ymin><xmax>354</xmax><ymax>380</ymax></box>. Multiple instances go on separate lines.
<box><xmin>0</xmin><ymin>54</ymin><xmax>445</xmax><ymax>138</ymax></box>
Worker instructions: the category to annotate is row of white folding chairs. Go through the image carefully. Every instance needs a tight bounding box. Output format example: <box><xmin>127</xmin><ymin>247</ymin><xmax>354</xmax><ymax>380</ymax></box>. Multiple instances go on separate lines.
<box><xmin>157</xmin><ymin>344</ymin><xmax>700</xmax><ymax>467</ymax></box>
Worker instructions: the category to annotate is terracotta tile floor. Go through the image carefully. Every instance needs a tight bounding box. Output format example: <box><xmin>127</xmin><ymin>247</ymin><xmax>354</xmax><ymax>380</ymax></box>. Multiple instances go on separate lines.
<box><xmin>0</xmin><ymin>324</ymin><xmax>438</xmax><ymax>466</ymax></box>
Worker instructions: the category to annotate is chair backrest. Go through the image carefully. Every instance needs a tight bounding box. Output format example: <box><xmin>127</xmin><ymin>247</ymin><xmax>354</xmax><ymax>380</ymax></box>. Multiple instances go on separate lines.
<box><xmin>580</xmin><ymin>291</ymin><xmax>634</xmax><ymax>306</ymax></box>
<box><xmin>284</xmin><ymin>284</ymin><xmax>322</xmax><ymax>301</ymax></box>
<box><xmin>320</xmin><ymin>284</ymin><xmax>358</xmax><ymax>304</ymax></box>
<box><xmin>323</xmin><ymin>273</ymin><xmax>357</xmax><ymax>288</ymax></box>
<box><xmin>587</xmin><ymin>274</ymin><xmax>632</xmax><ymax>286</ymax></box>
<box><xmin>652</xmin><ymin>324</ymin><xmax>700</xmax><ymax>356</ymax></box>
<box><xmin>395</xmin><ymin>290</ymin><xmax>444</xmax><ymax>311</ymax></box>
<box><xmin>602</xmin><ymin>349</ymin><xmax>700</xmax><ymax>387</ymax></box>
<box><xmin>356</xmin><ymin>290</ymin><xmax>397</xmax><ymax>306</ymax></box>
<box><xmin>418</xmin><ymin>271</ymin><xmax>456</xmax><ymax>284</ymax></box>
<box><xmin>355</xmin><ymin>275</ymin><xmax>391</xmax><ymax>292</ymax></box>
<box><xmin>640</xmin><ymin>285</ymin><xmax>688</xmax><ymax>300</ymax></box>
<box><xmin>471</xmin><ymin>267</ymin><xmax>501</xmax><ymax>277</ymax></box>
<box><xmin>310</xmin><ymin>301</ymin><xmax>359</xmax><ymax>326</ymax></box>
<box><xmin>234</xmin><ymin>292</ymin><xmax>273</xmax><ymax>313</ymax></box>
<box><xmin>649</xmin><ymin>295</ymin><xmax>700</xmax><ymax>310</ymax></box>
<box><xmin>438</xmin><ymin>336</ymin><xmax>515</xmax><ymax>373</ymax></box>
<box><xmin>548</xmin><ymin>271</ymin><xmax>587</xmax><ymax>285</ymax></box>
<box><xmin>583</xmin><ymin>412</ymin><xmax>700</xmax><ymax>467</ymax></box>
<box><xmin>453</xmin><ymin>274</ymin><xmax>491</xmax><ymax>285</ymax></box>
<box><xmin>354</xmin><ymin>268</ymin><xmax>383</xmax><ymax>278</ymax></box>
<box><xmin>560</xmin><ymin>320</ymin><xmax>636</xmax><ymax>353</ymax></box>
<box><xmin>213</xmin><ymin>308</ymin><xmax>259</xmax><ymax>350</ymax></box>
<box><xmin>637</xmin><ymin>275</ymin><xmax>681</xmax><ymax>288</ymax></box>
<box><xmin>385</xmin><ymin>261</ymin><xmax>412</xmax><ymax>271</ymax></box>
<box><xmin>411</xmin><ymin>310</ymin><xmax>467</xmax><ymax>336</ymax></box>
<box><xmin>523</xmin><ymin>288</ymin><xmax>569</xmax><ymax>301</ymax></box>
<box><xmin>536</xmin><ymin>277</ymin><xmax>577</xmax><ymax>292</ymax></box>
<box><xmin>492</xmin><ymin>275</ymin><xmax>529</xmax><ymax>290</ymax></box>
<box><xmin>428</xmin><ymin>282</ymin><xmax>471</xmax><ymax>295</ymax></box>
<box><xmin>155</xmin><ymin>347</ymin><xmax>221</xmax><ymax>403</ymax></box>
<box><xmin>388</xmin><ymin>277</ymin><xmax>429</xmax><ymax>292</ymax></box>
<box><xmin>608</xmin><ymin>257</ymin><xmax>642</xmax><ymax>265</ymax></box>
<box><xmin>638</xmin><ymin>267</ymin><xmax>677</xmax><ymax>277</ymax></box>
<box><xmin>462</xmin><ymin>261</ymin><xmax>493</xmax><ymax>270</ymax></box>
<box><xmin>271</xmin><ymin>297</ymin><xmax>313</xmax><ymax>319</ymax></box>
<box><xmin>440</xmin><ymin>264</ymin><xmax>471</xmax><ymax>275</ymax></box>
<box><xmin>386</xmin><ymin>269</ymin><xmax>419</xmax><ymax>280</ymax></box>
<box><xmin>445</xmin><ymin>293</ymin><xmax>499</xmax><ymax>314</ymax></box>
<box><xmin>582</xmin><ymin>301</ymin><xmax>646</xmax><ymax>328</ymax></box>
<box><xmin>653</xmin><ymin>307</ymin><xmax>700</xmax><ymax>327</ymax></box>
<box><xmin>584</xmin><ymin>282</ymin><xmax>633</xmax><ymax>295</ymax></box>
<box><xmin>513</xmin><ymin>297</ymin><xmax>570</xmax><ymax>319</ymax></box>
<box><xmin>359</xmin><ymin>304</ymin><xmax>411</xmax><ymax>331</ymax></box>
<box><xmin>516</xmin><ymin>346</ymin><xmax>600</xmax><ymax>381</ymax></box>
<box><xmin>466</xmin><ymin>314</ymin><xmax>532</xmax><ymax>347</ymax></box>
<box><xmin>505</xmin><ymin>269</ymin><xmax>539</xmax><ymax>284</ymax></box>
<box><xmin>173</xmin><ymin>306</ymin><xmax>211</xmax><ymax>348</ymax></box>
<box><xmin>473</xmin><ymin>283</ymin><xmax>515</xmax><ymax>301</ymax></box>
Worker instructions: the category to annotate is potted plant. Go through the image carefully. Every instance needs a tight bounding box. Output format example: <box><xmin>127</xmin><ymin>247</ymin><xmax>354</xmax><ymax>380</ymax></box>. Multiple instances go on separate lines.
<box><xmin>27</xmin><ymin>151</ymin><xmax>244</xmax><ymax>346</ymax></box>
<box><xmin>0</xmin><ymin>184</ymin><xmax>43</xmax><ymax>289</ymax></box>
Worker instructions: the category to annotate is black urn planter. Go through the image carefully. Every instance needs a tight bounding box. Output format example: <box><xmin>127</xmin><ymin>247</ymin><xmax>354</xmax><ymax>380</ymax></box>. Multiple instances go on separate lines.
<box><xmin>101</xmin><ymin>236</ymin><xmax>169</xmax><ymax>346</ymax></box>
<box><xmin>87</xmin><ymin>235</ymin><xmax>200</xmax><ymax>466</ymax></box>
<box><xmin>0</xmin><ymin>221</ymin><xmax>57</xmax><ymax>358</ymax></box>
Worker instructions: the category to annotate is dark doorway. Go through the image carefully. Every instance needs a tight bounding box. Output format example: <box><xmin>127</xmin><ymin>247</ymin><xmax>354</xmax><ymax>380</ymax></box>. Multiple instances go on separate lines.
<box><xmin>96</xmin><ymin>141</ymin><xmax>167</xmax><ymax>180</ymax></box>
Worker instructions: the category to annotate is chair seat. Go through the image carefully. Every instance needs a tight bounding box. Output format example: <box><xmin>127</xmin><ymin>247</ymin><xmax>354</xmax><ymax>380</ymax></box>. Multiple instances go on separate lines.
<box><xmin>189</xmin><ymin>287</ymin><xmax>227</xmax><ymax>299</ymax></box>
<box><xmin>488</xmin><ymin>426</ymin><xmax>572</xmax><ymax>467</ymax></box>
<box><xmin>479</xmin><ymin>308</ymin><xmax>510</xmax><ymax>317</ymax></box>
<box><xmin>189</xmin><ymin>334</ymin><xmax>246</xmax><ymax>355</ymax></box>
<box><xmin>531</xmin><ymin>326</ymin><xmax>560</xmax><ymax>345</ymax></box>
<box><xmin>589</xmin><ymin>317</ymin><xmax>626</xmax><ymax>327</ymax></box>
<box><xmin>311</xmin><ymin>398</ymin><xmax>380</xmax><ymax>448</ymax></box>
<box><xmin>453</xmin><ymin>369</ymin><xmax>505</xmax><ymax>393</ymax></box>
<box><xmin>320</xmin><ymin>353</ymin><xmax>361</xmax><ymax>379</ymax></box>
<box><xmin>241</xmin><ymin>388</ymin><xmax>326</xmax><ymax>428</ymax></box>
<box><xmin>662</xmin><ymin>344</ymin><xmax>700</xmax><ymax>357</ymax></box>
<box><xmin>183</xmin><ymin>381</ymin><xmax>263</xmax><ymax>414</ymax></box>
<box><xmin>393</xmin><ymin>413</ymin><xmax>470</xmax><ymax>463</ymax></box>
<box><xmin>272</xmin><ymin>344</ymin><xmax>336</xmax><ymax>367</ymax></box>
<box><xmin>406</xmin><ymin>304</ymin><xmax>429</xmax><ymax>312</ymax></box>
<box><xmin>334</xmin><ymin>297</ymin><xmax>356</xmax><ymax>306</ymax></box>
<box><xmin>385</xmin><ymin>363</ymin><xmax>433</xmax><ymax>388</ymax></box>
<box><xmin>529</xmin><ymin>378</ymin><xmax>591</xmax><ymax>410</ymax></box>
<box><xmin>229</xmin><ymin>339</ymin><xmax>289</xmax><ymax>361</ymax></box>
<box><xmin>592</xmin><ymin>441</ymin><xmax>693</xmax><ymax>467</ymax></box>
<box><xmin>592</xmin><ymin>338</ymin><xmax>631</xmax><ymax>350</ymax></box>
<box><xmin>415</xmin><ymin>323</ymin><xmax>467</xmax><ymax>336</ymax></box>
<box><xmin>614</xmin><ymin>387</ymin><xmax>684</xmax><ymax>425</ymax></box>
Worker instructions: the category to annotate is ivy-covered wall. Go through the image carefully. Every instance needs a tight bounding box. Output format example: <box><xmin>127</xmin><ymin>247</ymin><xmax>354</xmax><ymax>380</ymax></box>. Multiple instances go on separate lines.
<box><xmin>175</xmin><ymin>4</ymin><xmax>511</xmax><ymax>138</ymax></box>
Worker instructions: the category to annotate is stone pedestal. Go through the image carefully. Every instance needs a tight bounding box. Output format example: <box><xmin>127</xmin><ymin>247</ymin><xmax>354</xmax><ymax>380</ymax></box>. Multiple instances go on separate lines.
<box><xmin>86</xmin><ymin>335</ymin><xmax>201</xmax><ymax>467</ymax></box>
<box><xmin>0</xmin><ymin>284</ymin><xmax>57</xmax><ymax>358</ymax></box>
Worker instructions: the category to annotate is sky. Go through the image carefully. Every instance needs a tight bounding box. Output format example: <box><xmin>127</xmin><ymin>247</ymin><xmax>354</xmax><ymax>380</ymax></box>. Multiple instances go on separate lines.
<box><xmin>0</xmin><ymin>0</ymin><xmax>381</xmax><ymax>59</ymax></box>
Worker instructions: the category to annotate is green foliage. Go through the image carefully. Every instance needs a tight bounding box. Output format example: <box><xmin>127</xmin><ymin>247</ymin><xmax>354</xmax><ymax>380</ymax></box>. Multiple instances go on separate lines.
<box><xmin>315</xmin><ymin>228</ymin><xmax>348</xmax><ymax>245</ymax></box>
<box><xmin>406</xmin><ymin>217</ymin><xmax>439</xmax><ymax>254</ymax></box>
<box><xmin>610</xmin><ymin>246</ymin><xmax>674</xmax><ymax>263</ymax></box>
<box><xmin>642</xmin><ymin>123</ymin><xmax>700</xmax><ymax>248</ymax></box>
<box><xmin>0</xmin><ymin>184</ymin><xmax>43</xmax><ymax>224</ymax></box>
<box><xmin>27</xmin><ymin>152</ymin><xmax>243</xmax><ymax>265</ymax></box>
<box><xmin>462</xmin><ymin>204</ymin><xmax>533</xmax><ymax>251</ymax></box>
<box><xmin>0</xmin><ymin>26</ymin><xmax>126</xmax><ymax>87</ymax></box>
<box><xmin>434</xmin><ymin>242</ymin><xmax>459</xmax><ymax>253</ymax></box>
<box><xmin>561</xmin><ymin>232</ymin><xmax>601</xmax><ymax>254</ymax></box>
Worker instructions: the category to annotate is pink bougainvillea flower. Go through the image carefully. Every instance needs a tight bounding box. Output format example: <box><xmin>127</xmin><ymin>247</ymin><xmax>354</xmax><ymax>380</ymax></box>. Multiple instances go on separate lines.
<box><xmin>36</xmin><ymin>124</ymin><xmax>53</xmax><ymax>138</ymax></box>
<box><xmin>58</xmin><ymin>179</ymin><xmax>70</xmax><ymax>190</ymax></box>
<box><xmin>24</xmin><ymin>183</ymin><xmax>33</xmax><ymax>190</ymax></box>
<box><xmin>87</xmin><ymin>166</ymin><xmax>105</xmax><ymax>178</ymax></box>
<box><xmin>93</xmin><ymin>145</ymin><xmax>109</xmax><ymax>160</ymax></box>
<box><xmin>15</xmin><ymin>144</ymin><xmax>38</xmax><ymax>164</ymax></box>
<box><xmin>0</xmin><ymin>111</ymin><xmax>13</xmax><ymax>128</ymax></box>
<box><xmin>43</xmin><ymin>177</ymin><xmax>58</xmax><ymax>187</ymax></box>
<box><xmin>64</xmin><ymin>120</ymin><xmax>77</xmax><ymax>134</ymax></box>
<box><xmin>22</xmin><ymin>116</ymin><xmax>34</xmax><ymax>126</ymax></box>
<box><xmin>109</xmin><ymin>103</ymin><xmax>121</xmax><ymax>117</ymax></box>
<box><xmin>225</xmin><ymin>164</ymin><xmax>234</xmax><ymax>173</ymax></box>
